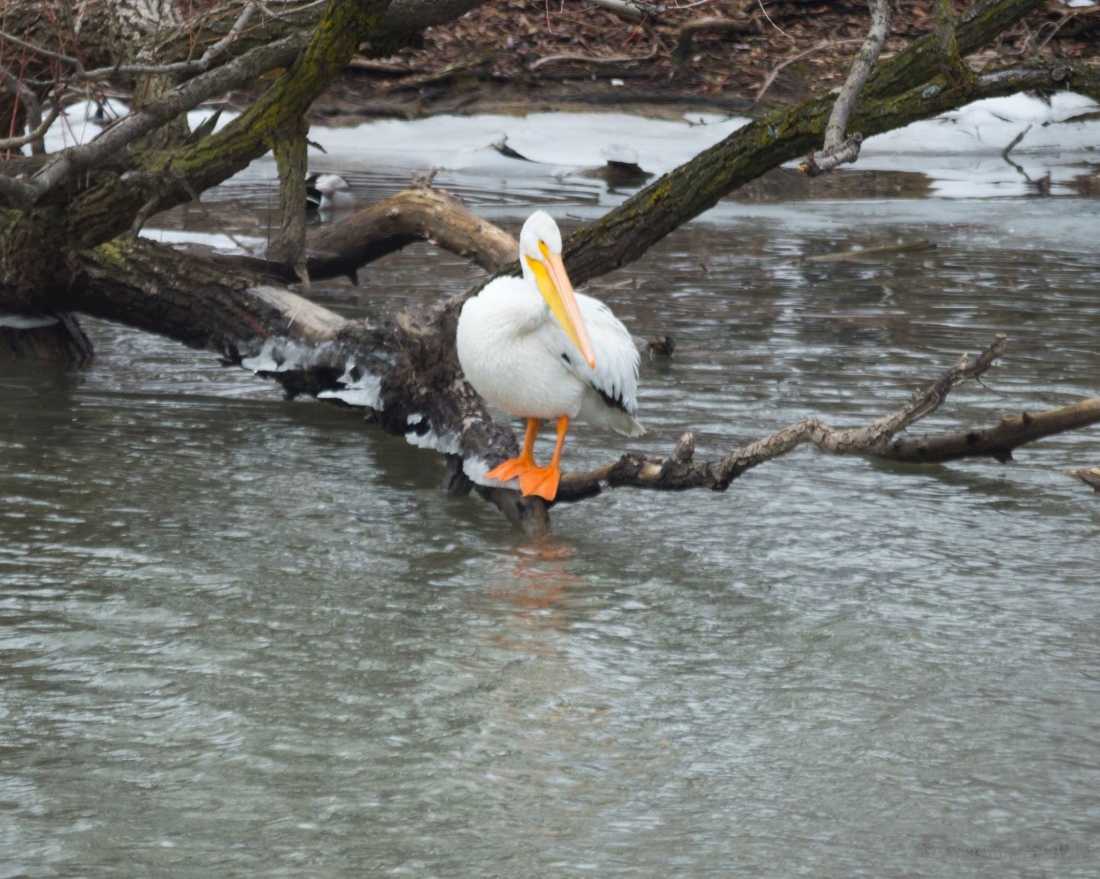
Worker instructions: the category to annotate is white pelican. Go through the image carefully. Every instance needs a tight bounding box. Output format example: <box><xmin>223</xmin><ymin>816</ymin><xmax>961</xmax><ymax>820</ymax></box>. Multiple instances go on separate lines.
<box><xmin>305</xmin><ymin>173</ymin><xmax>354</xmax><ymax>211</ymax></box>
<box><xmin>457</xmin><ymin>210</ymin><xmax>644</xmax><ymax>501</ymax></box>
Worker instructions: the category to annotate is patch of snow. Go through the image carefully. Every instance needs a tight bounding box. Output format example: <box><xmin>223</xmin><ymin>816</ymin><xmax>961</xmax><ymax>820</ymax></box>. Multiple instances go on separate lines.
<box><xmin>186</xmin><ymin>108</ymin><xmax>239</xmax><ymax>136</ymax></box>
<box><xmin>317</xmin><ymin>358</ymin><xmax>383</xmax><ymax>409</ymax></box>
<box><xmin>29</xmin><ymin>101</ymin><xmax>239</xmax><ymax>156</ymax></box>
<box><xmin>462</xmin><ymin>455</ymin><xmax>515</xmax><ymax>489</ymax></box>
<box><xmin>305</xmin><ymin>112</ymin><xmax>751</xmax><ymax>178</ymax></box>
<box><xmin>602</xmin><ymin>144</ymin><xmax>640</xmax><ymax>164</ymax></box>
<box><xmin>240</xmin><ymin>338</ymin><xmax>280</xmax><ymax>373</ymax></box>
<box><xmin>139</xmin><ymin>228</ymin><xmax>265</xmax><ymax>255</ymax></box>
<box><xmin>0</xmin><ymin>314</ymin><xmax>59</xmax><ymax>329</ymax></box>
<box><xmin>240</xmin><ymin>338</ymin><xmax>313</xmax><ymax>374</ymax></box>
<box><xmin>862</xmin><ymin>92</ymin><xmax>1099</xmax><ymax>157</ymax></box>
<box><xmin>407</xmin><ymin>413</ymin><xmax>424</xmax><ymax>425</ymax></box>
<box><xmin>405</xmin><ymin>429</ymin><xmax>461</xmax><ymax>456</ymax></box>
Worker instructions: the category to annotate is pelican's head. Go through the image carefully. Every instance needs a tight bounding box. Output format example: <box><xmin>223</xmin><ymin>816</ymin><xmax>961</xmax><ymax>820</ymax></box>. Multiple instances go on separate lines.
<box><xmin>518</xmin><ymin>211</ymin><xmax>596</xmax><ymax>368</ymax></box>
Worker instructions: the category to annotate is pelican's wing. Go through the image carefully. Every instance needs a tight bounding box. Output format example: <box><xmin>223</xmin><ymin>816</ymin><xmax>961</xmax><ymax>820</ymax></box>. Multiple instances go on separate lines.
<box><xmin>537</xmin><ymin>292</ymin><xmax>640</xmax><ymax>416</ymax></box>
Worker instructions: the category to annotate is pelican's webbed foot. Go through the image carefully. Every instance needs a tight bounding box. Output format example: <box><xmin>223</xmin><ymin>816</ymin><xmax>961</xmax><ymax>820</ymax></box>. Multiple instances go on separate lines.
<box><xmin>519</xmin><ymin>464</ymin><xmax>561</xmax><ymax>502</ymax></box>
<box><xmin>485</xmin><ymin>454</ymin><xmax>538</xmax><ymax>483</ymax></box>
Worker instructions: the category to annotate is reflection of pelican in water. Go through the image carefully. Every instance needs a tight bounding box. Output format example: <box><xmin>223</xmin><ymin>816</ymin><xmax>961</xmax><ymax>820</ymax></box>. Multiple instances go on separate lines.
<box><xmin>478</xmin><ymin>541</ymin><xmax>584</xmax><ymax>650</ymax></box>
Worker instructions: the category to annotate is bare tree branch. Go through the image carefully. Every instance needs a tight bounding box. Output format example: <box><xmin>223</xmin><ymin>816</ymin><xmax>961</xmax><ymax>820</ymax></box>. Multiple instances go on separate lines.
<box><xmin>0</xmin><ymin>94</ymin><xmax>60</xmax><ymax>151</ymax></box>
<box><xmin>881</xmin><ymin>397</ymin><xmax>1100</xmax><ymax>463</ymax></box>
<box><xmin>755</xmin><ymin>39</ymin><xmax>864</xmax><ymax>106</ymax></box>
<box><xmin>557</xmin><ymin>335</ymin><xmax>1011</xmax><ymax>499</ymax></box>
<box><xmin>204</xmin><ymin>186</ymin><xmax>517</xmax><ymax>284</ymax></box>
<box><xmin>799</xmin><ymin>0</ymin><xmax>892</xmax><ymax>176</ymax></box>
<box><xmin>559</xmin><ymin>391</ymin><xmax>1100</xmax><ymax>501</ymax></box>
<box><xmin>0</xmin><ymin>27</ymin><xmax>82</xmax><ymax>69</ymax></box>
<box><xmin>37</xmin><ymin>0</ymin><xmax>261</xmax><ymax>83</ymax></box>
<box><xmin>1065</xmin><ymin>467</ymin><xmax>1100</xmax><ymax>494</ymax></box>
<box><xmin>556</xmin><ymin>57</ymin><xmax>1100</xmax><ymax>294</ymax></box>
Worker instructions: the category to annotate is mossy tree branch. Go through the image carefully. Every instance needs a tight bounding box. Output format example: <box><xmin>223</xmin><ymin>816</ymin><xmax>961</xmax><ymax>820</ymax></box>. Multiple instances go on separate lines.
<box><xmin>555</xmin><ymin>57</ymin><xmax>1099</xmax><ymax>291</ymax></box>
<box><xmin>266</xmin><ymin>119</ymin><xmax>312</xmax><ymax>283</ymax></box>
<box><xmin>69</xmin><ymin>0</ymin><xmax>395</xmax><ymax>252</ymax></box>
<box><xmin>0</xmin><ymin>0</ymin><xmax>395</xmax><ymax>304</ymax></box>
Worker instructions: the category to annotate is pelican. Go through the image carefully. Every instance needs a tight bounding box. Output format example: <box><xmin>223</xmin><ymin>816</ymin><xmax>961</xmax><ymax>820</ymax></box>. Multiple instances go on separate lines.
<box><xmin>456</xmin><ymin>210</ymin><xmax>644</xmax><ymax>501</ymax></box>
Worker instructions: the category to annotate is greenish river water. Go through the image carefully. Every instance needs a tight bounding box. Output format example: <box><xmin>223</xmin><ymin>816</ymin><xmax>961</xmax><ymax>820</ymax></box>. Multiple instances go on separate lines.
<box><xmin>3</xmin><ymin>125</ymin><xmax>1100</xmax><ymax>877</ymax></box>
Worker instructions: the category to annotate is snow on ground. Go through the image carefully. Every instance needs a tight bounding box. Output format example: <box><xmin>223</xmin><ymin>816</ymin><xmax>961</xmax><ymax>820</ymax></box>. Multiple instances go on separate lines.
<box><xmin>138</xmin><ymin>228</ymin><xmax>266</xmax><ymax>255</ymax></box>
<box><xmin>304</xmin><ymin>93</ymin><xmax>1100</xmax><ymax>199</ymax></box>
<box><xmin>32</xmin><ymin>93</ymin><xmax>1100</xmax><ymax>201</ymax></box>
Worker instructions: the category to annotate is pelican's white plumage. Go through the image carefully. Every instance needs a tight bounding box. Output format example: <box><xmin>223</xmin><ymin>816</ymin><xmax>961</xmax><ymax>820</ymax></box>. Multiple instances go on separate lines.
<box><xmin>456</xmin><ymin>211</ymin><xmax>643</xmax><ymax>500</ymax></box>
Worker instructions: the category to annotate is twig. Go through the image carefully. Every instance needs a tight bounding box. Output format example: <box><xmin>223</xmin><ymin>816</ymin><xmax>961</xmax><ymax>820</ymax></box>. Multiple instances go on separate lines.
<box><xmin>583</xmin><ymin>0</ymin><xmax>665</xmax><ymax>22</ymax></box>
<box><xmin>18</xmin><ymin>32</ymin><xmax>307</xmax><ymax>204</ymax></box>
<box><xmin>1002</xmin><ymin>123</ymin><xmax>1031</xmax><ymax>160</ymax></box>
<box><xmin>17</xmin><ymin>1</ymin><xmax>259</xmax><ymax>86</ymax></box>
<box><xmin>755</xmin><ymin>39</ymin><xmax>863</xmax><ymax>105</ymax></box>
<box><xmin>347</xmin><ymin>57</ymin><xmax>424</xmax><ymax>75</ymax></box>
<box><xmin>0</xmin><ymin>99</ymin><xmax>61</xmax><ymax>151</ymax></box>
<box><xmin>756</xmin><ymin>0</ymin><xmax>790</xmax><ymax>39</ymax></box>
<box><xmin>0</xmin><ymin>28</ymin><xmax>83</xmax><ymax>71</ymax></box>
<box><xmin>1036</xmin><ymin>11</ymin><xmax>1081</xmax><ymax>54</ymax></box>
<box><xmin>530</xmin><ymin>48</ymin><xmax>656</xmax><ymax>70</ymax></box>
<box><xmin>1001</xmin><ymin>123</ymin><xmax>1032</xmax><ymax>179</ymax></box>
<box><xmin>1065</xmin><ymin>466</ymin><xmax>1100</xmax><ymax>494</ymax></box>
<box><xmin>375</xmin><ymin>56</ymin><xmax>490</xmax><ymax>92</ymax></box>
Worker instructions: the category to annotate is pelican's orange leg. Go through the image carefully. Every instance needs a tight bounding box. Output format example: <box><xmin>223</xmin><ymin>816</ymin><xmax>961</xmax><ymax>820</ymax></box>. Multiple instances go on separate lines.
<box><xmin>485</xmin><ymin>418</ymin><xmax>540</xmax><ymax>482</ymax></box>
<box><xmin>519</xmin><ymin>415</ymin><xmax>569</xmax><ymax>501</ymax></box>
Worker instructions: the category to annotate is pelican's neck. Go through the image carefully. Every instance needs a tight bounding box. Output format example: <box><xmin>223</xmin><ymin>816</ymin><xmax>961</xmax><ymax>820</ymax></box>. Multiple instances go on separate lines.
<box><xmin>517</xmin><ymin>269</ymin><xmax>548</xmax><ymax>324</ymax></box>
<box><xmin>519</xmin><ymin>251</ymin><xmax>535</xmax><ymax>285</ymax></box>
<box><xmin>479</xmin><ymin>271</ymin><xmax>547</xmax><ymax>335</ymax></box>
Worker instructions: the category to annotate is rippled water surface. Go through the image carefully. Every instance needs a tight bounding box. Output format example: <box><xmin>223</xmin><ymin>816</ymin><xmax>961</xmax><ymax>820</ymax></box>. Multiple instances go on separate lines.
<box><xmin>4</xmin><ymin>112</ymin><xmax>1100</xmax><ymax>877</ymax></box>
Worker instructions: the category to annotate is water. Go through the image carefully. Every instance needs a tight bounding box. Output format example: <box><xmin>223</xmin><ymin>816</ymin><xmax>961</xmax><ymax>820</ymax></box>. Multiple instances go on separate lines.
<box><xmin>4</xmin><ymin>114</ymin><xmax>1100</xmax><ymax>876</ymax></box>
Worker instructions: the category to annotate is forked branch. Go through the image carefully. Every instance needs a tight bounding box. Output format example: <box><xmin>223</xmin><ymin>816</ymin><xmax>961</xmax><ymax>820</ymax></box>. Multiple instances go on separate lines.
<box><xmin>555</xmin><ymin>336</ymin><xmax>1100</xmax><ymax>501</ymax></box>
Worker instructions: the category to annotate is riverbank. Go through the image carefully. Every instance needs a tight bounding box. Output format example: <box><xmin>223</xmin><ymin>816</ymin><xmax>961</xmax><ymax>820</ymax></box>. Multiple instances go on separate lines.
<box><xmin>306</xmin><ymin>0</ymin><xmax>1100</xmax><ymax>120</ymax></box>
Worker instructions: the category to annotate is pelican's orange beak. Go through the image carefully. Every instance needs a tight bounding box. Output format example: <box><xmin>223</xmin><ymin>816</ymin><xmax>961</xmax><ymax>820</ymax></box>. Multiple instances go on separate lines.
<box><xmin>527</xmin><ymin>243</ymin><xmax>596</xmax><ymax>369</ymax></box>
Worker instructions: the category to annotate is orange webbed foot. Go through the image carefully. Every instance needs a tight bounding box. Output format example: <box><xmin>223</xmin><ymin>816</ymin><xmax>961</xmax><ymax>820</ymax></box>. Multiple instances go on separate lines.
<box><xmin>485</xmin><ymin>454</ymin><xmax>537</xmax><ymax>483</ymax></box>
<box><xmin>519</xmin><ymin>464</ymin><xmax>561</xmax><ymax>501</ymax></box>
